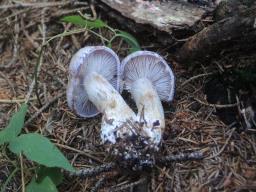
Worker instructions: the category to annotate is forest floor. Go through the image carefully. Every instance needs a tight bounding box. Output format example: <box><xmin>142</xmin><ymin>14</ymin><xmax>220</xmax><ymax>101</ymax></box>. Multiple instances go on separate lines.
<box><xmin>0</xmin><ymin>1</ymin><xmax>256</xmax><ymax>192</ymax></box>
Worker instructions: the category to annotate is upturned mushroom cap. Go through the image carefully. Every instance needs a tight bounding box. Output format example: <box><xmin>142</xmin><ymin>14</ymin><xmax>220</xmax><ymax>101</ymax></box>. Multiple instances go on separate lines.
<box><xmin>67</xmin><ymin>46</ymin><xmax>121</xmax><ymax>117</ymax></box>
<box><xmin>121</xmin><ymin>51</ymin><xmax>175</xmax><ymax>102</ymax></box>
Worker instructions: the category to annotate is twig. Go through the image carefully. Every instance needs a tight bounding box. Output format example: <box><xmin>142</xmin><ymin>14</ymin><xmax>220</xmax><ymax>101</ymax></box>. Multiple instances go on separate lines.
<box><xmin>181</xmin><ymin>72</ymin><xmax>214</xmax><ymax>87</ymax></box>
<box><xmin>9</xmin><ymin>15</ymin><xmax>19</xmax><ymax>67</ymax></box>
<box><xmin>70</xmin><ymin>162</ymin><xmax>116</xmax><ymax>178</ymax></box>
<box><xmin>0</xmin><ymin>167</ymin><xmax>19</xmax><ymax>192</ymax></box>
<box><xmin>156</xmin><ymin>166</ymin><xmax>172</xmax><ymax>180</ymax></box>
<box><xmin>34</xmin><ymin>8</ymin><xmax>47</xmax><ymax>106</ymax></box>
<box><xmin>77</xmin><ymin>2</ymin><xmax>97</xmax><ymax>20</ymax></box>
<box><xmin>90</xmin><ymin>176</ymin><xmax>106</xmax><ymax>192</ymax></box>
<box><xmin>2</xmin><ymin>16</ymin><xmax>19</xmax><ymax>68</ymax></box>
<box><xmin>0</xmin><ymin>97</ymin><xmax>36</xmax><ymax>103</ymax></box>
<box><xmin>25</xmin><ymin>40</ymin><xmax>44</xmax><ymax>105</ymax></box>
<box><xmin>151</xmin><ymin>169</ymin><xmax>156</xmax><ymax>191</ymax></box>
<box><xmin>109</xmin><ymin>177</ymin><xmax>147</xmax><ymax>192</ymax></box>
<box><xmin>55</xmin><ymin>143</ymin><xmax>92</xmax><ymax>154</ymax></box>
<box><xmin>206</xmin><ymin>128</ymin><xmax>236</xmax><ymax>159</ymax></box>
<box><xmin>20</xmin><ymin>17</ymin><xmax>39</xmax><ymax>49</ymax></box>
<box><xmin>194</xmin><ymin>98</ymin><xmax>238</xmax><ymax>109</ymax></box>
<box><xmin>0</xmin><ymin>71</ymin><xmax>16</xmax><ymax>97</ymax></box>
<box><xmin>175</xmin><ymin>170</ymin><xmax>181</xmax><ymax>192</ymax></box>
<box><xmin>157</xmin><ymin>151</ymin><xmax>204</xmax><ymax>164</ymax></box>
<box><xmin>19</xmin><ymin>154</ymin><xmax>25</xmax><ymax>192</ymax></box>
<box><xmin>0</xmin><ymin>1</ymin><xmax>87</xmax><ymax>9</ymax></box>
<box><xmin>90</xmin><ymin>4</ymin><xmax>97</xmax><ymax>20</ymax></box>
<box><xmin>56</xmin><ymin>23</ymin><xmax>72</xmax><ymax>50</ymax></box>
<box><xmin>237</xmin><ymin>96</ymin><xmax>255</xmax><ymax>130</ymax></box>
<box><xmin>0</xmin><ymin>9</ymin><xmax>28</xmax><ymax>22</ymax></box>
<box><xmin>44</xmin><ymin>28</ymin><xmax>89</xmax><ymax>43</ymax></box>
<box><xmin>41</xmin><ymin>68</ymin><xmax>66</xmax><ymax>87</ymax></box>
<box><xmin>25</xmin><ymin>92</ymin><xmax>65</xmax><ymax>126</ymax></box>
<box><xmin>234</xmin><ymin>185</ymin><xmax>256</xmax><ymax>192</ymax></box>
<box><xmin>52</xmin><ymin>7</ymin><xmax>90</xmax><ymax>18</ymax></box>
<box><xmin>55</xmin><ymin>143</ymin><xmax>103</xmax><ymax>163</ymax></box>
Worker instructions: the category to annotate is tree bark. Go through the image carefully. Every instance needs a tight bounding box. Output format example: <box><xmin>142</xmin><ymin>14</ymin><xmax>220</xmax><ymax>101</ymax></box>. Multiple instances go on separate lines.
<box><xmin>97</xmin><ymin>0</ymin><xmax>213</xmax><ymax>45</ymax></box>
<box><xmin>99</xmin><ymin>0</ymin><xmax>210</xmax><ymax>32</ymax></box>
<box><xmin>176</xmin><ymin>7</ymin><xmax>256</xmax><ymax>63</ymax></box>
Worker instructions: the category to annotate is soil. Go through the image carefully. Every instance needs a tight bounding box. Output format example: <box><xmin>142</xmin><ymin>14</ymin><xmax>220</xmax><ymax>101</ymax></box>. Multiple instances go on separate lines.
<box><xmin>0</xmin><ymin>1</ymin><xmax>256</xmax><ymax>192</ymax></box>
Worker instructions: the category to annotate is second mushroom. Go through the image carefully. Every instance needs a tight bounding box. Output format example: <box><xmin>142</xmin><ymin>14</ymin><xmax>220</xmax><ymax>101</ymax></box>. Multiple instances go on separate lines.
<box><xmin>121</xmin><ymin>51</ymin><xmax>175</xmax><ymax>149</ymax></box>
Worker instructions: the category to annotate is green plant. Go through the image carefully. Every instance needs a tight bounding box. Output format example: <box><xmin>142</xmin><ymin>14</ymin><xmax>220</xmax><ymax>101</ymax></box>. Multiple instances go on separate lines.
<box><xmin>0</xmin><ymin>104</ymin><xmax>75</xmax><ymax>192</ymax></box>
<box><xmin>61</xmin><ymin>15</ymin><xmax>141</xmax><ymax>53</ymax></box>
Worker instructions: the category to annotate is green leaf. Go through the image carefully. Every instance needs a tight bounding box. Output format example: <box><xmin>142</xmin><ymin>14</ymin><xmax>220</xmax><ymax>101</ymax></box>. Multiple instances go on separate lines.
<box><xmin>115</xmin><ymin>30</ymin><xmax>141</xmax><ymax>53</ymax></box>
<box><xmin>36</xmin><ymin>167</ymin><xmax>63</xmax><ymax>186</ymax></box>
<box><xmin>26</xmin><ymin>176</ymin><xmax>58</xmax><ymax>192</ymax></box>
<box><xmin>8</xmin><ymin>133</ymin><xmax>75</xmax><ymax>172</ymax></box>
<box><xmin>61</xmin><ymin>15</ymin><xmax>106</xmax><ymax>29</ymax></box>
<box><xmin>0</xmin><ymin>103</ymin><xmax>28</xmax><ymax>145</ymax></box>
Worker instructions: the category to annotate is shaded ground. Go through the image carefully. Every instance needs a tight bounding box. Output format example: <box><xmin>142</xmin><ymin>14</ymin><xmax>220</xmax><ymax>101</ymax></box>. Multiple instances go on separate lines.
<box><xmin>0</xmin><ymin>1</ymin><xmax>256</xmax><ymax>192</ymax></box>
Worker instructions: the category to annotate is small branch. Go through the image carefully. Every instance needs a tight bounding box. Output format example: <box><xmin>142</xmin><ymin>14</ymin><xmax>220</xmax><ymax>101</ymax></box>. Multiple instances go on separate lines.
<box><xmin>0</xmin><ymin>167</ymin><xmax>19</xmax><ymax>192</ymax></box>
<box><xmin>19</xmin><ymin>154</ymin><xmax>25</xmax><ymax>192</ymax></box>
<box><xmin>55</xmin><ymin>143</ymin><xmax>103</xmax><ymax>163</ymax></box>
<box><xmin>5</xmin><ymin>16</ymin><xmax>19</xmax><ymax>68</ymax></box>
<box><xmin>0</xmin><ymin>97</ymin><xmax>36</xmax><ymax>104</ymax></box>
<box><xmin>44</xmin><ymin>28</ymin><xmax>89</xmax><ymax>44</ymax></box>
<box><xmin>78</xmin><ymin>3</ymin><xmax>97</xmax><ymax>21</ymax></box>
<box><xmin>234</xmin><ymin>185</ymin><xmax>256</xmax><ymax>192</ymax></box>
<box><xmin>25</xmin><ymin>92</ymin><xmax>65</xmax><ymax>126</ymax></box>
<box><xmin>194</xmin><ymin>98</ymin><xmax>238</xmax><ymax>109</ymax></box>
<box><xmin>34</xmin><ymin>8</ymin><xmax>47</xmax><ymax>106</ymax></box>
<box><xmin>33</xmin><ymin>46</ymin><xmax>44</xmax><ymax>106</ymax></box>
<box><xmin>25</xmin><ymin>37</ymin><xmax>45</xmax><ymax>105</ymax></box>
<box><xmin>157</xmin><ymin>151</ymin><xmax>204</xmax><ymax>164</ymax></box>
<box><xmin>0</xmin><ymin>16</ymin><xmax>19</xmax><ymax>68</ymax></box>
<box><xmin>70</xmin><ymin>162</ymin><xmax>116</xmax><ymax>178</ymax></box>
<box><xmin>0</xmin><ymin>71</ymin><xmax>16</xmax><ymax>97</ymax></box>
<box><xmin>206</xmin><ymin>128</ymin><xmax>235</xmax><ymax>160</ymax></box>
<box><xmin>90</xmin><ymin>177</ymin><xmax>106</xmax><ymax>192</ymax></box>
<box><xmin>181</xmin><ymin>72</ymin><xmax>215</xmax><ymax>87</ymax></box>
<box><xmin>109</xmin><ymin>177</ymin><xmax>147</xmax><ymax>192</ymax></box>
<box><xmin>0</xmin><ymin>1</ymin><xmax>88</xmax><ymax>9</ymax></box>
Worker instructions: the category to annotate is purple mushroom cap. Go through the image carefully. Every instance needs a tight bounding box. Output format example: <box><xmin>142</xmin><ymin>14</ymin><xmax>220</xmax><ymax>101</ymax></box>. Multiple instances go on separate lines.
<box><xmin>67</xmin><ymin>46</ymin><xmax>121</xmax><ymax>117</ymax></box>
<box><xmin>121</xmin><ymin>51</ymin><xmax>175</xmax><ymax>102</ymax></box>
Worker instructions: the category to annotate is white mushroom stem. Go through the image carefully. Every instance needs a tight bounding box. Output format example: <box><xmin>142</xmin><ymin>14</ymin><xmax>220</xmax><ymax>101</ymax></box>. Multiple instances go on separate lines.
<box><xmin>130</xmin><ymin>78</ymin><xmax>165</xmax><ymax>145</ymax></box>
<box><xmin>83</xmin><ymin>72</ymin><xmax>136</xmax><ymax>144</ymax></box>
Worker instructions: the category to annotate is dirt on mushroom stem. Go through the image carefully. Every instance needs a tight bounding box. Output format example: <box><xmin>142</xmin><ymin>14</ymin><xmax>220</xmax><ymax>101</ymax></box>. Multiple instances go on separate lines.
<box><xmin>85</xmin><ymin>74</ymin><xmax>163</xmax><ymax>170</ymax></box>
<box><xmin>131</xmin><ymin>77</ymin><xmax>165</xmax><ymax>145</ymax></box>
<box><xmin>104</xmin><ymin>119</ymin><xmax>162</xmax><ymax>171</ymax></box>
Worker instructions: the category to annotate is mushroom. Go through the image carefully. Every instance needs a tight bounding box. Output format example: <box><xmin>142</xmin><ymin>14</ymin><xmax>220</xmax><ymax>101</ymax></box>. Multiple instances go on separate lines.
<box><xmin>66</xmin><ymin>46</ymin><xmax>136</xmax><ymax>144</ymax></box>
<box><xmin>121</xmin><ymin>51</ymin><xmax>175</xmax><ymax>148</ymax></box>
<box><xmin>67</xmin><ymin>46</ymin><xmax>120</xmax><ymax>117</ymax></box>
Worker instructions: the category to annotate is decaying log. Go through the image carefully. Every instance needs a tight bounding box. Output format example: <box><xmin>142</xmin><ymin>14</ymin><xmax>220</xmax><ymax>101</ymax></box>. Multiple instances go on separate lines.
<box><xmin>97</xmin><ymin>0</ymin><xmax>214</xmax><ymax>45</ymax></box>
<box><xmin>177</xmin><ymin>6</ymin><xmax>256</xmax><ymax>63</ymax></box>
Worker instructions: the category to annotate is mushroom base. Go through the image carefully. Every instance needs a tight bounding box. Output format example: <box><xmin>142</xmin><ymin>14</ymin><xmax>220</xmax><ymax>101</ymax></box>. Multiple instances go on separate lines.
<box><xmin>105</xmin><ymin>132</ymin><xmax>160</xmax><ymax>171</ymax></box>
